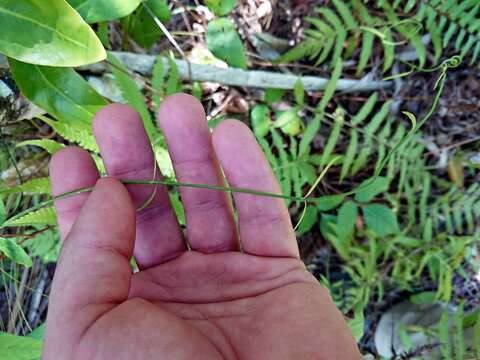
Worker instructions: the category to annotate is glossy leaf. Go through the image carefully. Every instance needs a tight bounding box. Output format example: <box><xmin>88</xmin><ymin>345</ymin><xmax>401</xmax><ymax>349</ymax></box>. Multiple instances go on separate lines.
<box><xmin>0</xmin><ymin>237</ymin><xmax>32</xmax><ymax>267</ymax></box>
<box><xmin>0</xmin><ymin>0</ymin><xmax>105</xmax><ymax>66</ymax></box>
<box><xmin>10</xmin><ymin>59</ymin><xmax>107</xmax><ymax>124</ymax></box>
<box><xmin>67</xmin><ymin>0</ymin><xmax>141</xmax><ymax>23</ymax></box>
<box><xmin>206</xmin><ymin>18</ymin><xmax>247</xmax><ymax>69</ymax></box>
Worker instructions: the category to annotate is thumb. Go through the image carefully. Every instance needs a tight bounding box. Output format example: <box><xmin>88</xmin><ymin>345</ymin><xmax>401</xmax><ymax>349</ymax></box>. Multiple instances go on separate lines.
<box><xmin>43</xmin><ymin>178</ymin><xmax>136</xmax><ymax>358</ymax></box>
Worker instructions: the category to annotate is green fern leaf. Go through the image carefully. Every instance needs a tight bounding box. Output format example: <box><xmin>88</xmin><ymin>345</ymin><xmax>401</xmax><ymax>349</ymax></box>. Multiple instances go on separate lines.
<box><xmin>39</xmin><ymin>117</ymin><xmax>99</xmax><ymax>153</ymax></box>
<box><xmin>151</xmin><ymin>56</ymin><xmax>165</xmax><ymax>111</ymax></box>
<box><xmin>16</xmin><ymin>139</ymin><xmax>65</xmax><ymax>154</ymax></box>
<box><xmin>108</xmin><ymin>53</ymin><xmax>156</xmax><ymax>139</ymax></box>
<box><xmin>1</xmin><ymin>178</ymin><xmax>51</xmax><ymax>195</ymax></box>
<box><xmin>3</xmin><ymin>207</ymin><xmax>57</xmax><ymax>227</ymax></box>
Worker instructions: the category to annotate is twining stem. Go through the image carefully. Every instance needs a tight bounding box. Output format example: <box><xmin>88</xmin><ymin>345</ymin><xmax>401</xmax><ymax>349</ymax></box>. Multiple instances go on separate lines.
<box><xmin>3</xmin><ymin>57</ymin><xmax>459</xmax><ymax>227</ymax></box>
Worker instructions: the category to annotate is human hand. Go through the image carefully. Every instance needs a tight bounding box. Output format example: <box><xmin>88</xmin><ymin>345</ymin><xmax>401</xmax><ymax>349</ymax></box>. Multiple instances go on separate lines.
<box><xmin>42</xmin><ymin>94</ymin><xmax>360</xmax><ymax>359</ymax></box>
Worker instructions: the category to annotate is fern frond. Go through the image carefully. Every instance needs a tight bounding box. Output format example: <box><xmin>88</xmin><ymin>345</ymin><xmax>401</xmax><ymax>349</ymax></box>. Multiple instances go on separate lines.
<box><xmin>1</xmin><ymin>177</ymin><xmax>51</xmax><ymax>195</ymax></box>
<box><xmin>16</xmin><ymin>139</ymin><xmax>65</xmax><ymax>154</ymax></box>
<box><xmin>3</xmin><ymin>206</ymin><xmax>57</xmax><ymax>227</ymax></box>
<box><xmin>108</xmin><ymin>53</ymin><xmax>157</xmax><ymax>139</ymax></box>
<box><xmin>39</xmin><ymin>116</ymin><xmax>99</xmax><ymax>152</ymax></box>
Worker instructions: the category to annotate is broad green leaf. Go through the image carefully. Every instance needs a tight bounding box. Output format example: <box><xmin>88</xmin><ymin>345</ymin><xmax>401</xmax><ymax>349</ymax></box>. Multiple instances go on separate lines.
<box><xmin>17</xmin><ymin>139</ymin><xmax>65</xmax><ymax>154</ymax></box>
<box><xmin>0</xmin><ymin>0</ymin><xmax>105</xmax><ymax>66</ymax></box>
<box><xmin>1</xmin><ymin>177</ymin><xmax>51</xmax><ymax>195</ymax></box>
<box><xmin>205</xmin><ymin>0</ymin><xmax>237</xmax><ymax>16</ymax></box>
<box><xmin>296</xmin><ymin>205</ymin><xmax>318</xmax><ymax>236</ymax></box>
<box><xmin>354</xmin><ymin>176</ymin><xmax>389</xmax><ymax>203</ymax></box>
<box><xmin>122</xmin><ymin>0</ymin><xmax>170</xmax><ymax>49</ymax></box>
<box><xmin>67</xmin><ymin>0</ymin><xmax>141</xmax><ymax>23</ymax></box>
<box><xmin>337</xmin><ymin>201</ymin><xmax>358</xmax><ymax>242</ymax></box>
<box><xmin>206</xmin><ymin>18</ymin><xmax>247</xmax><ymax>69</ymax></box>
<box><xmin>362</xmin><ymin>204</ymin><xmax>399</xmax><ymax>237</ymax></box>
<box><xmin>0</xmin><ymin>332</ymin><xmax>42</xmax><ymax>360</ymax></box>
<box><xmin>251</xmin><ymin>104</ymin><xmax>271</xmax><ymax>138</ymax></box>
<box><xmin>0</xmin><ymin>237</ymin><xmax>32</xmax><ymax>267</ymax></box>
<box><xmin>10</xmin><ymin>60</ymin><xmax>107</xmax><ymax>124</ymax></box>
<box><xmin>3</xmin><ymin>206</ymin><xmax>57</xmax><ymax>228</ymax></box>
<box><xmin>108</xmin><ymin>53</ymin><xmax>156</xmax><ymax>139</ymax></box>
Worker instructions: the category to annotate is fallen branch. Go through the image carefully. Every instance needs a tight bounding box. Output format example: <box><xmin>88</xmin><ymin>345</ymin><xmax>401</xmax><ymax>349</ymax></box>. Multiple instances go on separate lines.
<box><xmin>85</xmin><ymin>52</ymin><xmax>392</xmax><ymax>93</ymax></box>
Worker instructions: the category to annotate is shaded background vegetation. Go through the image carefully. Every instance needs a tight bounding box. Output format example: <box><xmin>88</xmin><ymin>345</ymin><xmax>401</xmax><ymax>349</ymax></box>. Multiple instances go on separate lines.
<box><xmin>0</xmin><ymin>0</ymin><xmax>479</xmax><ymax>358</ymax></box>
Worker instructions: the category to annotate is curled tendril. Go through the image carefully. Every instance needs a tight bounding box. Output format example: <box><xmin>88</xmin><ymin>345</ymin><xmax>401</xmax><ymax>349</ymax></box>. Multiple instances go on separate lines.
<box><xmin>442</xmin><ymin>55</ymin><xmax>462</xmax><ymax>69</ymax></box>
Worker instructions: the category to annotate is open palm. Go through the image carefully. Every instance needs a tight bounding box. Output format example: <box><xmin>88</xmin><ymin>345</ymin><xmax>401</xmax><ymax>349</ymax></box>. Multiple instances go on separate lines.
<box><xmin>43</xmin><ymin>95</ymin><xmax>360</xmax><ymax>359</ymax></box>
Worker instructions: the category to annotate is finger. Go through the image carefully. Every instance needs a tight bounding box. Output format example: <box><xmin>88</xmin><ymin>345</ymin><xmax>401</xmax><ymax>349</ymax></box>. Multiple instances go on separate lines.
<box><xmin>49</xmin><ymin>147</ymin><xmax>100</xmax><ymax>240</ymax></box>
<box><xmin>43</xmin><ymin>178</ymin><xmax>135</xmax><ymax>359</ymax></box>
<box><xmin>93</xmin><ymin>104</ymin><xmax>185</xmax><ymax>268</ymax></box>
<box><xmin>158</xmin><ymin>94</ymin><xmax>237</xmax><ymax>252</ymax></box>
<box><xmin>212</xmin><ymin>120</ymin><xmax>299</xmax><ymax>258</ymax></box>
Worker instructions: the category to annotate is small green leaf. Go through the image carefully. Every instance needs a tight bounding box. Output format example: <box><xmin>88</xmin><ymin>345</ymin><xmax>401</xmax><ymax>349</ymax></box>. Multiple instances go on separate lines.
<box><xmin>0</xmin><ymin>0</ymin><xmax>106</xmax><ymax>66</ymax></box>
<box><xmin>0</xmin><ymin>198</ymin><xmax>6</xmax><ymax>225</ymax></box>
<box><xmin>0</xmin><ymin>332</ymin><xmax>42</xmax><ymax>360</ymax></box>
<box><xmin>354</xmin><ymin>176</ymin><xmax>390</xmax><ymax>202</ymax></box>
<box><xmin>67</xmin><ymin>0</ymin><xmax>141</xmax><ymax>23</ymax></box>
<box><xmin>275</xmin><ymin>109</ymin><xmax>304</xmax><ymax>136</ymax></box>
<box><xmin>362</xmin><ymin>204</ymin><xmax>399</xmax><ymax>237</ymax></box>
<box><xmin>296</xmin><ymin>205</ymin><xmax>318</xmax><ymax>236</ymax></box>
<box><xmin>317</xmin><ymin>194</ymin><xmax>345</xmax><ymax>211</ymax></box>
<box><xmin>251</xmin><ymin>104</ymin><xmax>271</xmax><ymax>138</ymax></box>
<box><xmin>294</xmin><ymin>78</ymin><xmax>304</xmax><ymax>106</ymax></box>
<box><xmin>206</xmin><ymin>18</ymin><xmax>247</xmax><ymax>69</ymax></box>
<box><xmin>205</xmin><ymin>0</ymin><xmax>237</xmax><ymax>16</ymax></box>
<box><xmin>337</xmin><ymin>201</ymin><xmax>358</xmax><ymax>242</ymax></box>
<box><xmin>0</xmin><ymin>237</ymin><xmax>32</xmax><ymax>267</ymax></box>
